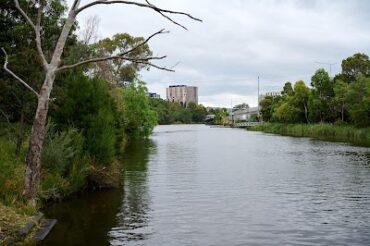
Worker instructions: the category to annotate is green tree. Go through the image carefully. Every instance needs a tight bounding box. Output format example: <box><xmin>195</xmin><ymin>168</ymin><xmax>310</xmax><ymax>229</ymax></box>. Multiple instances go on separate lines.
<box><xmin>149</xmin><ymin>98</ymin><xmax>174</xmax><ymax>124</ymax></box>
<box><xmin>187</xmin><ymin>102</ymin><xmax>207</xmax><ymax>123</ymax></box>
<box><xmin>333</xmin><ymin>80</ymin><xmax>349</xmax><ymax>122</ymax></box>
<box><xmin>346</xmin><ymin>76</ymin><xmax>370</xmax><ymax>127</ymax></box>
<box><xmin>307</xmin><ymin>92</ymin><xmax>321</xmax><ymax>123</ymax></box>
<box><xmin>281</xmin><ymin>82</ymin><xmax>294</xmax><ymax>96</ymax></box>
<box><xmin>259</xmin><ymin>96</ymin><xmax>274</xmax><ymax>122</ymax></box>
<box><xmin>93</xmin><ymin>33</ymin><xmax>153</xmax><ymax>82</ymax></box>
<box><xmin>311</xmin><ymin>68</ymin><xmax>334</xmax><ymax>122</ymax></box>
<box><xmin>0</xmin><ymin>0</ymin><xmax>71</xmax><ymax>153</ymax></box>
<box><xmin>293</xmin><ymin>80</ymin><xmax>310</xmax><ymax>123</ymax></box>
<box><xmin>51</xmin><ymin>72</ymin><xmax>117</xmax><ymax>164</ymax></box>
<box><xmin>122</xmin><ymin>80</ymin><xmax>158</xmax><ymax>138</ymax></box>
<box><xmin>273</xmin><ymin>100</ymin><xmax>300</xmax><ymax>123</ymax></box>
<box><xmin>213</xmin><ymin>108</ymin><xmax>229</xmax><ymax>125</ymax></box>
<box><xmin>340</xmin><ymin>53</ymin><xmax>370</xmax><ymax>83</ymax></box>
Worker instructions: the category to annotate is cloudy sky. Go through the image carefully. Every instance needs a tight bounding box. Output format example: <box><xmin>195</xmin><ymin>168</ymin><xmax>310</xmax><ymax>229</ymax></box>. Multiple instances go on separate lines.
<box><xmin>66</xmin><ymin>0</ymin><xmax>370</xmax><ymax>107</ymax></box>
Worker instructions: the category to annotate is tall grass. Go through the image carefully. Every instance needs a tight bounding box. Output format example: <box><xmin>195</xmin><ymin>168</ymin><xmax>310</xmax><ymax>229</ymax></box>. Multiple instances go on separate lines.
<box><xmin>248</xmin><ymin>123</ymin><xmax>370</xmax><ymax>147</ymax></box>
<box><xmin>0</xmin><ymin>137</ymin><xmax>28</xmax><ymax>208</ymax></box>
<box><xmin>1</xmin><ymin>122</ymin><xmax>123</xmax><ymax>207</ymax></box>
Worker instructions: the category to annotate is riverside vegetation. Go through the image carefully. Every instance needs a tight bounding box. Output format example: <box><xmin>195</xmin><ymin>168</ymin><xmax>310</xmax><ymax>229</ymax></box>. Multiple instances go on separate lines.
<box><xmin>149</xmin><ymin>98</ymin><xmax>208</xmax><ymax>125</ymax></box>
<box><xmin>0</xmin><ymin>0</ymin><xmax>200</xmax><ymax>242</ymax></box>
<box><xmin>251</xmin><ymin>53</ymin><xmax>370</xmax><ymax>146</ymax></box>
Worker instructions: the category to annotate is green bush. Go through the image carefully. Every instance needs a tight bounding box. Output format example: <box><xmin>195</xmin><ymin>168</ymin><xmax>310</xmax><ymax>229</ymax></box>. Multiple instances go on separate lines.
<box><xmin>42</xmin><ymin>123</ymin><xmax>84</xmax><ymax>175</ymax></box>
<box><xmin>39</xmin><ymin>122</ymin><xmax>91</xmax><ymax>201</ymax></box>
<box><xmin>122</xmin><ymin>80</ymin><xmax>158</xmax><ymax>138</ymax></box>
<box><xmin>51</xmin><ymin>72</ymin><xmax>118</xmax><ymax>164</ymax></box>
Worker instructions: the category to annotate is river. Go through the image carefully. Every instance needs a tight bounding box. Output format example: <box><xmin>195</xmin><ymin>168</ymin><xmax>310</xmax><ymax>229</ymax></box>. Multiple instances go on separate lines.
<box><xmin>40</xmin><ymin>125</ymin><xmax>370</xmax><ymax>245</ymax></box>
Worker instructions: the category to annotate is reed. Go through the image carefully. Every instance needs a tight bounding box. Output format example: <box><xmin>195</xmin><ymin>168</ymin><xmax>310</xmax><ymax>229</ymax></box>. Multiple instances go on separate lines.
<box><xmin>248</xmin><ymin>123</ymin><xmax>370</xmax><ymax>147</ymax></box>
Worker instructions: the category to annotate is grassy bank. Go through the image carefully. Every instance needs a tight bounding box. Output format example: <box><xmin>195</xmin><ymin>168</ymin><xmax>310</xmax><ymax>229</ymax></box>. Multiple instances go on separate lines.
<box><xmin>0</xmin><ymin>124</ymin><xmax>123</xmax><ymax>244</ymax></box>
<box><xmin>248</xmin><ymin>123</ymin><xmax>370</xmax><ymax>147</ymax></box>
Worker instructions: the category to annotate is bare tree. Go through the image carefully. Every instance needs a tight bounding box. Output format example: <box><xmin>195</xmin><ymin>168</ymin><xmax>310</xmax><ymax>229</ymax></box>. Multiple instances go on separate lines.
<box><xmin>2</xmin><ymin>0</ymin><xmax>201</xmax><ymax>203</ymax></box>
<box><xmin>80</xmin><ymin>15</ymin><xmax>101</xmax><ymax>45</ymax></box>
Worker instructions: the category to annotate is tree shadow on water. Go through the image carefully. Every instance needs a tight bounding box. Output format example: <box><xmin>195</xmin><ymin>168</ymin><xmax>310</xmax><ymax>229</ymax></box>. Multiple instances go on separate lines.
<box><xmin>39</xmin><ymin>139</ymin><xmax>156</xmax><ymax>246</ymax></box>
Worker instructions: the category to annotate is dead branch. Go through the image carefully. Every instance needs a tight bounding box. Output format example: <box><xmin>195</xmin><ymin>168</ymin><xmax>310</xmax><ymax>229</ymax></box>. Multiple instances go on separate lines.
<box><xmin>76</xmin><ymin>0</ymin><xmax>202</xmax><ymax>30</ymax></box>
<box><xmin>57</xmin><ymin>54</ymin><xmax>167</xmax><ymax>71</ymax></box>
<box><xmin>2</xmin><ymin>48</ymin><xmax>40</xmax><ymax>97</ymax></box>
<box><xmin>81</xmin><ymin>15</ymin><xmax>101</xmax><ymax>45</ymax></box>
<box><xmin>57</xmin><ymin>29</ymin><xmax>169</xmax><ymax>71</ymax></box>
<box><xmin>14</xmin><ymin>0</ymin><xmax>48</xmax><ymax>69</ymax></box>
<box><xmin>145</xmin><ymin>0</ymin><xmax>188</xmax><ymax>30</ymax></box>
<box><xmin>125</xmin><ymin>58</ymin><xmax>175</xmax><ymax>72</ymax></box>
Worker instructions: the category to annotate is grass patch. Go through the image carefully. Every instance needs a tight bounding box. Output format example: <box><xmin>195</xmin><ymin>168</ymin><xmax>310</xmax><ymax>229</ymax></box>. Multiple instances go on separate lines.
<box><xmin>248</xmin><ymin>123</ymin><xmax>370</xmax><ymax>147</ymax></box>
<box><xmin>0</xmin><ymin>136</ymin><xmax>28</xmax><ymax>208</ymax></box>
<box><xmin>0</xmin><ymin>203</ymin><xmax>33</xmax><ymax>243</ymax></box>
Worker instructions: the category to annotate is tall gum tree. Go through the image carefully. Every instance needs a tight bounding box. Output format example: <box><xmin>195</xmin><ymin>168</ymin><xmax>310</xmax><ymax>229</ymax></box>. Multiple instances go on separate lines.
<box><xmin>2</xmin><ymin>0</ymin><xmax>201</xmax><ymax>202</ymax></box>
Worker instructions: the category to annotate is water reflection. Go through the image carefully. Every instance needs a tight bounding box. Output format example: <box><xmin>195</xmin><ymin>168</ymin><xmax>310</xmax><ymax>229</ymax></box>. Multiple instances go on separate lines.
<box><xmin>40</xmin><ymin>189</ymin><xmax>123</xmax><ymax>246</ymax></box>
<box><xmin>40</xmin><ymin>139</ymin><xmax>155</xmax><ymax>246</ymax></box>
<box><xmin>109</xmin><ymin>139</ymin><xmax>155</xmax><ymax>245</ymax></box>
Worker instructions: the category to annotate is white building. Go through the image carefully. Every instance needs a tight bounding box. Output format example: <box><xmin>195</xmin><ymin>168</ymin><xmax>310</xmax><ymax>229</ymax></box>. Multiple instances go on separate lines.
<box><xmin>259</xmin><ymin>91</ymin><xmax>281</xmax><ymax>102</ymax></box>
<box><xmin>230</xmin><ymin>107</ymin><xmax>259</xmax><ymax>122</ymax></box>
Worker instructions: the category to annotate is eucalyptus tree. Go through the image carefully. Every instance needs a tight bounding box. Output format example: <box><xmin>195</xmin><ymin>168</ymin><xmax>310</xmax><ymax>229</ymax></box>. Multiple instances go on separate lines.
<box><xmin>341</xmin><ymin>53</ymin><xmax>370</xmax><ymax>83</ymax></box>
<box><xmin>311</xmin><ymin>68</ymin><xmax>334</xmax><ymax>122</ymax></box>
<box><xmin>94</xmin><ymin>33</ymin><xmax>153</xmax><ymax>83</ymax></box>
<box><xmin>293</xmin><ymin>80</ymin><xmax>310</xmax><ymax>123</ymax></box>
<box><xmin>2</xmin><ymin>0</ymin><xmax>201</xmax><ymax>202</ymax></box>
<box><xmin>333</xmin><ymin>80</ymin><xmax>349</xmax><ymax>122</ymax></box>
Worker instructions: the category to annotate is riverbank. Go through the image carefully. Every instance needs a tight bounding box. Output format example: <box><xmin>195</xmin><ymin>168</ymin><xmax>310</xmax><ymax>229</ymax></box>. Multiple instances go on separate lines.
<box><xmin>0</xmin><ymin>130</ymin><xmax>123</xmax><ymax>244</ymax></box>
<box><xmin>248</xmin><ymin>123</ymin><xmax>370</xmax><ymax>147</ymax></box>
<box><xmin>0</xmin><ymin>204</ymin><xmax>32</xmax><ymax>243</ymax></box>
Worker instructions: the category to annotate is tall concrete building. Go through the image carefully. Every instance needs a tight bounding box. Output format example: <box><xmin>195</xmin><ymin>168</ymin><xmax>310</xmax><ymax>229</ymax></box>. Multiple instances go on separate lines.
<box><xmin>166</xmin><ymin>85</ymin><xmax>198</xmax><ymax>107</ymax></box>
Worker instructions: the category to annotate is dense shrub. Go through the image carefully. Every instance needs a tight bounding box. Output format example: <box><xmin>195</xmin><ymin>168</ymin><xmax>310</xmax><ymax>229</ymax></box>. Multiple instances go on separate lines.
<box><xmin>51</xmin><ymin>72</ymin><xmax>118</xmax><ymax>164</ymax></box>
<box><xmin>42</xmin><ymin>123</ymin><xmax>84</xmax><ymax>175</ymax></box>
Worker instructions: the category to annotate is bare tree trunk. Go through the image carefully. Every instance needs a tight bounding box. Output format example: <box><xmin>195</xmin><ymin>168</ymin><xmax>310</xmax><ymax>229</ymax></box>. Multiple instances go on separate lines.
<box><xmin>24</xmin><ymin>76</ymin><xmax>54</xmax><ymax>201</ymax></box>
<box><xmin>22</xmin><ymin>7</ymin><xmax>77</xmax><ymax>201</ymax></box>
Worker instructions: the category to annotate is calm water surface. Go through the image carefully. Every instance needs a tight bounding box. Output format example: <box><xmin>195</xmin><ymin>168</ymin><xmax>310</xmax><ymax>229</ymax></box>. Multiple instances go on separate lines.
<box><xmin>41</xmin><ymin>125</ymin><xmax>370</xmax><ymax>245</ymax></box>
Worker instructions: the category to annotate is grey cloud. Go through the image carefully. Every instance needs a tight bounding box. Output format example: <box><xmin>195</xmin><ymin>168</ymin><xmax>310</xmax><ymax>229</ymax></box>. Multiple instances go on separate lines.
<box><xmin>67</xmin><ymin>0</ymin><xmax>370</xmax><ymax>107</ymax></box>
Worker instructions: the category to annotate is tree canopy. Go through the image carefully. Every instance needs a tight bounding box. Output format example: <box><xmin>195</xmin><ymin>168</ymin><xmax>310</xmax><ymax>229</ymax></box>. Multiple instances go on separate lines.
<box><xmin>259</xmin><ymin>52</ymin><xmax>370</xmax><ymax>127</ymax></box>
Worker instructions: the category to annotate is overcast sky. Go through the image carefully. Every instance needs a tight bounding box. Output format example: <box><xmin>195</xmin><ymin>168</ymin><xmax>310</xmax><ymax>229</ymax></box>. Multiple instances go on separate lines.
<box><xmin>66</xmin><ymin>0</ymin><xmax>370</xmax><ymax>107</ymax></box>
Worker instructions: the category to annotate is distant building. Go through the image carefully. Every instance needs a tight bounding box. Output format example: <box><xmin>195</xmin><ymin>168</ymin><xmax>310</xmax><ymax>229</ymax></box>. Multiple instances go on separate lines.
<box><xmin>230</xmin><ymin>106</ymin><xmax>259</xmax><ymax>122</ymax></box>
<box><xmin>232</xmin><ymin>103</ymin><xmax>249</xmax><ymax>112</ymax></box>
<box><xmin>259</xmin><ymin>91</ymin><xmax>281</xmax><ymax>102</ymax></box>
<box><xmin>147</xmin><ymin>92</ymin><xmax>161</xmax><ymax>99</ymax></box>
<box><xmin>166</xmin><ymin>85</ymin><xmax>198</xmax><ymax>107</ymax></box>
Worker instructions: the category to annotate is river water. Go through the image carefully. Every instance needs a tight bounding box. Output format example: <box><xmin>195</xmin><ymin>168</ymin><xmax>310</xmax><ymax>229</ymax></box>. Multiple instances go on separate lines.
<box><xmin>40</xmin><ymin>125</ymin><xmax>370</xmax><ymax>245</ymax></box>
